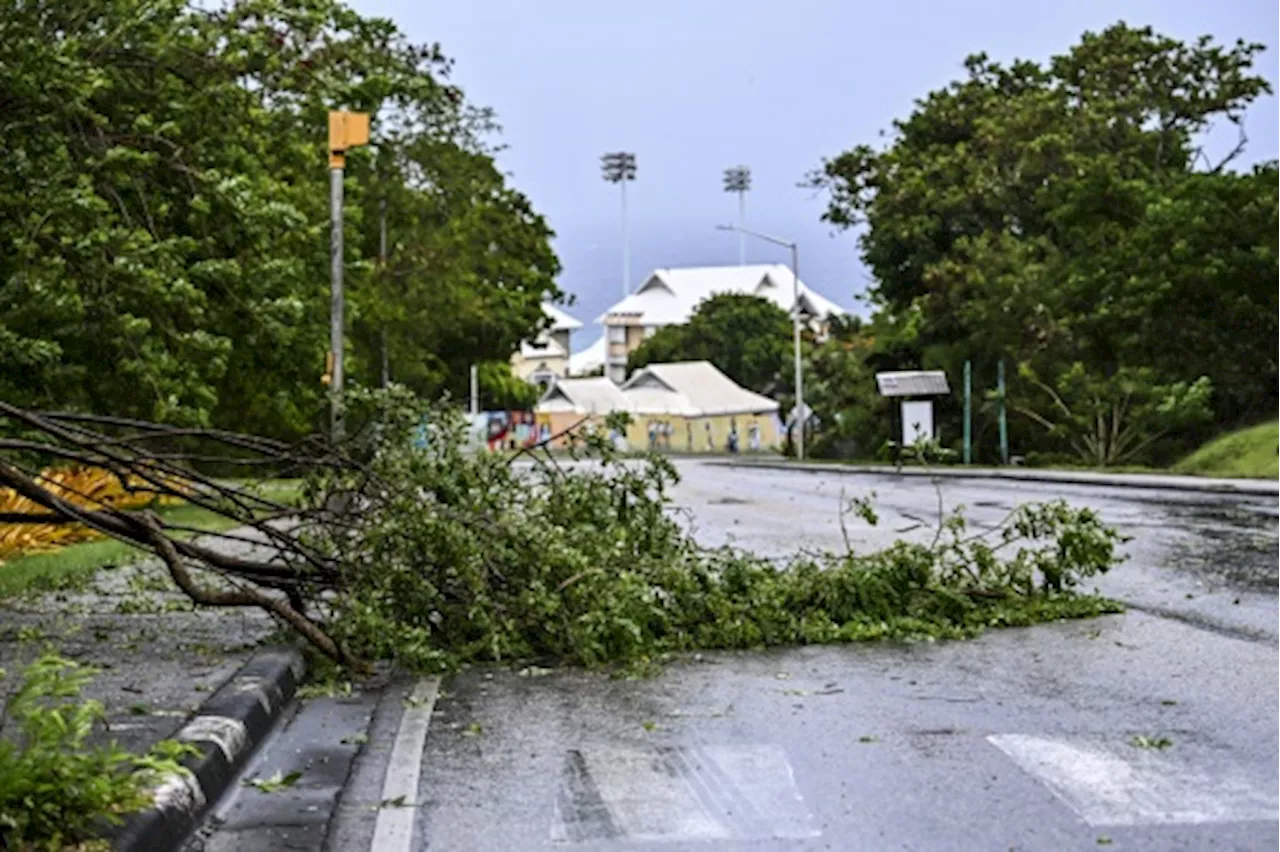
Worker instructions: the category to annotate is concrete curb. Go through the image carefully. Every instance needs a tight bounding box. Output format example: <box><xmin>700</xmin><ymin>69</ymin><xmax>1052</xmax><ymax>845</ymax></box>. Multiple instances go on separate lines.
<box><xmin>715</xmin><ymin>460</ymin><xmax>1279</xmax><ymax>496</ymax></box>
<box><xmin>113</xmin><ymin>648</ymin><xmax>305</xmax><ymax>852</ymax></box>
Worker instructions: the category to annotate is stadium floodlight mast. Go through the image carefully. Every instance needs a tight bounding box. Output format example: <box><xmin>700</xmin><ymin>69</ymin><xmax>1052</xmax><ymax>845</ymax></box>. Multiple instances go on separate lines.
<box><xmin>600</xmin><ymin>152</ymin><xmax>637</xmax><ymax>298</ymax></box>
<box><xmin>722</xmin><ymin>166</ymin><xmax>752</xmax><ymax>265</ymax></box>
<box><xmin>716</xmin><ymin>223</ymin><xmax>806</xmax><ymax>460</ymax></box>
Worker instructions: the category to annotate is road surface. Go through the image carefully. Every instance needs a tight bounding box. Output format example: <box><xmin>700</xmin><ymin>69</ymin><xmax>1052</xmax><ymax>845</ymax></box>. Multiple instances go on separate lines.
<box><xmin>188</xmin><ymin>461</ymin><xmax>1278</xmax><ymax>852</ymax></box>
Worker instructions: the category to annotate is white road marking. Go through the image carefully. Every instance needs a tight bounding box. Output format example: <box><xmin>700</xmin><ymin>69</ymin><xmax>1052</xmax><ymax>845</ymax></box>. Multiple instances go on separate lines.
<box><xmin>370</xmin><ymin>677</ymin><xmax>440</xmax><ymax>852</ymax></box>
<box><xmin>705</xmin><ymin>744</ymin><xmax>819</xmax><ymax>837</ymax></box>
<box><xmin>989</xmin><ymin>733</ymin><xmax>1279</xmax><ymax>826</ymax></box>
<box><xmin>550</xmin><ymin>744</ymin><xmax>819</xmax><ymax>842</ymax></box>
<box><xmin>177</xmin><ymin>715</ymin><xmax>249</xmax><ymax>764</ymax></box>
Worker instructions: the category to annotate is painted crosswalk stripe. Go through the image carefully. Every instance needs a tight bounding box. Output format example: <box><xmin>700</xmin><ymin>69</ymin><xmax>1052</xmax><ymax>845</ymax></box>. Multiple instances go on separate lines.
<box><xmin>371</xmin><ymin>678</ymin><xmax>441</xmax><ymax>852</ymax></box>
<box><xmin>988</xmin><ymin>733</ymin><xmax>1279</xmax><ymax>826</ymax></box>
<box><xmin>550</xmin><ymin>744</ymin><xmax>820</xmax><ymax>843</ymax></box>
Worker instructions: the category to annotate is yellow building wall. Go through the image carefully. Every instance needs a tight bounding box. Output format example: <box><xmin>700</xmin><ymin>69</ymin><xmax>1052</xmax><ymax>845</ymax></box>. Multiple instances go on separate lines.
<box><xmin>534</xmin><ymin>410</ymin><xmax>596</xmax><ymax>448</ymax></box>
<box><xmin>532</xmin><ymin>410</ymin><xmax>781</xmax><ymax>453</ymax></box>
<box><xmin>626</xmin><ymin>412</ymin><xmax>781</xmax><ymax>453</ymax></box>
<box><xmin>511</xmin><ymin>352</ymin><xmax>569</xmax><ymax>381</ymax></box>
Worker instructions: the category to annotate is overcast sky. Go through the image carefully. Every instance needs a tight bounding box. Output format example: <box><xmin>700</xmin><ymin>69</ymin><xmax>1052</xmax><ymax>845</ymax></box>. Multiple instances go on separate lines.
<box><xmin>353</xmin><ymin>0</ymin><xmax>1278</xmax><ymax>349</ymax></box>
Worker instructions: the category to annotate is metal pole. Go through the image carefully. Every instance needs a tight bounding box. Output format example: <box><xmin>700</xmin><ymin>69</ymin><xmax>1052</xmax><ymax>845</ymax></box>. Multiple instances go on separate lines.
<box><xmin>620</xmin><ymin>178</ymin><xmax>630</xmax><ymax>298</ymax></box>
<box><xmin>469</xmin><ymin>364</ymin><xmax>479</xmax><ymax>416</ymax></box>
<box><xmin>998</xmin><ymin>359</ymin><xmax>1009</xmax><ymax>465</ymax></box>
<box><xmin>378</xmin><ymin>197</ymin><xmax>389</xmax><ymax>389</ymax></box>
<box><xmin>963</xmin><ymin>360</ymin><xmax>972</xmax><ymax>465</ymax></box>
<box><xmin>329</xmin><ymin>164</ymin><xmax>345</xmax><ymax>440</ymax></box>
<box><xmin>792</xmin><ymin>243</ymin><xmax>804</xmax><ymax>461</ymax></box>
<box><xmin>738</xmin><ymin>191</ymin><xmax>746</xmax><ymax>265</ymax></box>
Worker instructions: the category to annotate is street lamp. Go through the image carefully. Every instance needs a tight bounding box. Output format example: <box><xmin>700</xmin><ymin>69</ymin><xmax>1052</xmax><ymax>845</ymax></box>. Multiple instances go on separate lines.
<box><xmin>722</xmin><ymin>166</ymin><xmax>751</xmax><ymax>265</ymax></box>
<box><xmin>600</xmin><ymin>152</ymin><xmax>637</xmax><ymax>299</ymax></box>
<box><xmin>716</xmin><ymin>224</ymin><xmax>806</xmax><ymax>460</ymax></box>
<box><xmin>326</xmin><ymin>110</ymin><xmax>370</xmax><ymax>440</ymax></box>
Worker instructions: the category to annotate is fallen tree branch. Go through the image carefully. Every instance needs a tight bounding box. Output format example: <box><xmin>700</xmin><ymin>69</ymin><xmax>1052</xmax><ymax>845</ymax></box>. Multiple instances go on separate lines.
<box><xmin>141</xmin><ymin>514</ymin><xmax>358</xmax><ymax>669</ymax></box>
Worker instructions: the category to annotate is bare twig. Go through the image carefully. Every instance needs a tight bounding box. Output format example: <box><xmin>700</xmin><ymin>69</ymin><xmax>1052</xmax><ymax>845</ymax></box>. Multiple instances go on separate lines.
<box><xmin>1209</xmin><ymin>122</ymin><xmax>1248</xmax><ymax>174</ymax></box>
<box><xmin>506</xmin><ymin>415</ymin><xmax>589</xmax><ymax>468</ymax></box>
<box><xmin>141</xmin><ymin>514</ymin><xmax>357</xmax><ymax>669</ymax></box>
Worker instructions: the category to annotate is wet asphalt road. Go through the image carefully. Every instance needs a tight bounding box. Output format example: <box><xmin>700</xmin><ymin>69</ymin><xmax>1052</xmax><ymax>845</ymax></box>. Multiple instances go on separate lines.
<box><xmin>195</xmin><ymin>462</ymin><xmax>1279</xmax><ymax>852</ymax></box>
<box><xmin>410</xmin><ymin>612</ymin><xmax>1276</xmax><ymax>851</ymax></box>
<box><xmin>666</xmin><ymin>462</ymin><xmax>1279</xmax><ymax>644</ymax></box>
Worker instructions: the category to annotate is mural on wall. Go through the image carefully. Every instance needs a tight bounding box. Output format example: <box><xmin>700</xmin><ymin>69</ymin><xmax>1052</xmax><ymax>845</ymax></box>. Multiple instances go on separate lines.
<box><xmin>464</xmin><ymin>411</ymin><xmax>553</xmax><ymax>451</ymax></box>
<box><xmin>527</xmin><ymin>410</ymin><xmax>785</xmax><ymax>455</ymax></box>
<box><xmin>645</xmin><ymin>419</ymin><xmax>675</xmax><ymax>451</ymax></box>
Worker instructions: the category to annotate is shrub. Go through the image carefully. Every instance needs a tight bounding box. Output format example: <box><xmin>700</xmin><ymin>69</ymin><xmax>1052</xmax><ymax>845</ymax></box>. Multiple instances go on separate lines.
<box><xmin>0</xmin><ymin>654</ymin><xmax>196</xmax><ymax>850</ymax></box>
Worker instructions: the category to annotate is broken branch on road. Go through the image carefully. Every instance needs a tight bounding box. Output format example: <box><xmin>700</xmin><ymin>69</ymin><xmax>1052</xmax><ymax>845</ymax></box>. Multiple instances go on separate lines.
<box><xmin>2</xmin><ymin>389</ymin><xmax>1127</xmax><ymax>674</ymax></box>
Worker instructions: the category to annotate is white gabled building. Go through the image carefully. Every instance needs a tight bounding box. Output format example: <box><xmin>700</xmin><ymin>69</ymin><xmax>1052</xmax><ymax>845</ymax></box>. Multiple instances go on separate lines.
<box><xmin>534</xmin><ymin>361</ymin><xmax>784</xmax><ymax>452</ymax></box>
<box><xmin>511</xmin><ymin>302</ymin><xmax>583</xmax><ymax>389</ymax></box>
<box><xmin>621</xmin><ymin>361</ymin><xmax>780</xmax><ymax>418</ymax></box>
<box><xmin>567</xmin><ymin>333</ymin><xmax>606</xmax><ymax>377</ymax></box>
<box><xmin>595</xmin><ymin>264</ymin><xmax>845</xmax><ymax>383</ymax></box>
<box><xmin>535</xmin><ymin>375</ymin><xmax>629</xmax><ymax>415</ymax></box>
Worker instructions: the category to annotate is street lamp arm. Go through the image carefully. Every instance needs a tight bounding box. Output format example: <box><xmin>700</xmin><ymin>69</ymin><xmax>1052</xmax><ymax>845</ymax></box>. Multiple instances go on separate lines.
<box><xmin>713</xmin><ymin>224</ymin><xmax>806</xmax><ymax>461</ymax></box>
<box><xmin>715</xmin><ymin>223</ymin><xmax>793</xmax><ymax>251</ymax></box>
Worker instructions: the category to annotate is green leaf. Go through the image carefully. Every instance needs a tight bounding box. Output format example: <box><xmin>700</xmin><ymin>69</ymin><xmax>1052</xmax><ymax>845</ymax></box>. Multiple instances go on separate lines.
<box><xmin>245</xmin><ymin>770</ymin><xmax>303</xmax><ymax>793</ymax></box>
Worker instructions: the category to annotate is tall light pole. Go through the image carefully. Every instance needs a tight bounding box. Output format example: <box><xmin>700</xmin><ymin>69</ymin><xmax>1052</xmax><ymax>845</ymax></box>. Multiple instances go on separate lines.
<box><xmin>600</xmin><ymin>152</ymin><xmax>637</xmax><ymax>299</ymax></box>
<box><xmin>378</xmin><ymin>195</ymin><xmax>389</xmax><ymax>388</ymax></box>
<box><xmin>722</xmin><ymin>166</ymin><xmax>751</xmax><ymax>265</ymax></box>
<box><xmin>716</xmin><ymin>224</ymin><xmax>805</xmax><ymax>460</ymax></box>
<box><xmin>325</xmin><ymin>110</ymin><xmax>369</xmax><ymax>440</ymax></box>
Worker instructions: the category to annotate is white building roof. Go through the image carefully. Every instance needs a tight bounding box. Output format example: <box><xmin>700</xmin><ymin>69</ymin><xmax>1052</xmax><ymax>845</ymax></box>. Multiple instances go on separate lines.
<box><xmin>542</xmin><ymin>302</ymin><xmax>582</xmax><ymax>332</ymax></box>
<box><xmin>567</xmin><ymin>334</ymin><xmax>606</xmax><ymax>376</ymax></box>
<box><xmin>517</xmin><ymin>302</ymin><xmax>580</xmax><ymax>360</ymax></box>
<box><xmin>622</xmin><ymin>361</ymin><xmax>780</xmax><ymax>417</ymax></box>
<box><xmin>519</xmin><ymin>337</ymin><xmax>567</xmax><ymax>359</ymax></box>
<box><xmin>538</xmin><ymin>361</ymin><xmax>781</xmax><ymax>418</ymax></box>
<box><xmin>596</xmin><ymin>264</ymin><xmax>845</xmax><ymax>327</ymax></box>
<box><xmin>536</xmin><ymin>376</ymin><xmax>629</xmax><ymax>414</ymax></box>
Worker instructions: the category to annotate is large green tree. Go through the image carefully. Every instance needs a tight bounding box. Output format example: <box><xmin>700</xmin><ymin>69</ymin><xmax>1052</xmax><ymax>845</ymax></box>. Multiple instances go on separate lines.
<box><xmin>627</xmin><ymin>293</ymin><xmax>793</xmax><ymax>394</ymax></box>
<box><xmin>812</xmin><ymin>23</ymin><xmax>1276</xmax><ymax>459</ymax></box>
<box><xmin>352</xmin><ymin>137</ymin><xmax>559</xmax><ymax>404</ymax></box>
<box><xmin>0</xmin><ymin>0</ymin><xmax>559</xmax><ymax>438</ymax></box>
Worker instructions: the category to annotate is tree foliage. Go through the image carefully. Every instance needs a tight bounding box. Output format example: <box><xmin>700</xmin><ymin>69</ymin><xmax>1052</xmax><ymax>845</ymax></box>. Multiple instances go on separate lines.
<box><xmin>0</xmin><ymin>0</ymin><xmax>559</xmax><ymax>439</ymax></box>
<box><xmin>627</xmin><ymin>294</ymin><xmax>793</xmax><ymax>393</ymax></box>
<box><xmin>313</xmin><ymin>392</ymin><xmax>1124</xmax><ymax>672</ymax></box>
<box><xmin>0</xmin><ymin>654</ymin><xmax>197</xmax><ymax>849</ymax></box>
<box><xmin>1012</xmin><ymin>363</ymin><xmax>1214</xmax><ymax>466</ymax></box>
<box><xmin>811</xmin><ymin>23</ymin><xmax>1276</xmax><ymax>460</ymax></box>
<box><xmin>2</xmin><ymin>392</ymin><xmax>1125</xmax><ymax>673</ymax></box>
<box><xmin>801</xmin><ymin>317</ymin><xmax>887</xmax><ymax>458</ymax></box>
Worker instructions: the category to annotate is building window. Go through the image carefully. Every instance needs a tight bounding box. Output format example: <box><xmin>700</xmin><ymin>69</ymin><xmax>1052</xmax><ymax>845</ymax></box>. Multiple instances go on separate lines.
<box><xmin>643</xmin><ymin>326</ymin><xmax>657</xmax><ymax>338</ymax></box>
<box><xmin>607</xmin><ymin>325</ymin><xmax>626</xmax><ymax>343</ymax></box>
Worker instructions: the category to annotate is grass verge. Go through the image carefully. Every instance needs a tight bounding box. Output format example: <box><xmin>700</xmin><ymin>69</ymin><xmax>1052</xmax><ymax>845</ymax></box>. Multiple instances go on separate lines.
<box><xmin>0</xmin><ymin>479</ymin><xmax>302</xmax><ymax>598</ymax></box>
<box><xmin>1173</xmin><ymin>421</ymin><xmax>1279</xmax><ymax>479</ymax></box>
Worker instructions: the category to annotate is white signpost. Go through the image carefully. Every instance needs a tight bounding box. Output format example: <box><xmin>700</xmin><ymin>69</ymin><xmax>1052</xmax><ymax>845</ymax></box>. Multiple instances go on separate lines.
<box><xmin>875</xmin><ymin>370</ymin><xmax>951</xmax><ymax>448</ymax></box>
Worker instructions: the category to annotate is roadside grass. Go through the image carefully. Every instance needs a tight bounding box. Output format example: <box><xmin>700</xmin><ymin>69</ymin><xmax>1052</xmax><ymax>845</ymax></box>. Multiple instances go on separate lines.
<box><xmin>0</xmin><ymin>479</ymin><xmax>303</xmax><ymax>599</ymax></box>
<box><xmin>774</xmin><ymin>456</ymin><xmax>1163</xmax><ymax>475</ymax></box>
<box><xmin>1173</xmin><ymin>421</ymin><xmax>1279</xmax><ymax>479</ymax></box>
<box><xmin>748</xmin><ymin>450</ymin><xmax>1271</xmax><ymax>479</ymax></box>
